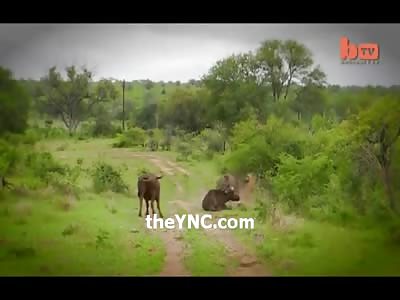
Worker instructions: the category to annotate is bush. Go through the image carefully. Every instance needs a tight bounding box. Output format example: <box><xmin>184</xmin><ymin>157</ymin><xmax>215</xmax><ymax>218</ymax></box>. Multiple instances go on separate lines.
<box><xmin>76</xmin><ymin>121</ymin><xmax>93</xmax><ymax>140</ymax></box>
<box><xmin>21</xmin><ymin>128</ymin><xmax>40</xmax><ymax>145</ymax></box>
<box><xmin>92</xmin><ymin>116</ymin><xmax>118</xmax><ymax>137</ymax></box>
<box><xmin>137</xmin><ymin>167</ymin><xmax>151</xmax><ymax>177</ymax></box>
<box><xmin>197</xmin><ymin>128</ymin><xmax>225</xmax><ymax>158</ymax></box>
<box><xmin>271</xmin><ymin>153</ymin><xmax>334</xmax><ymax>213</ymax></box>
<box><xmin>48</xmin><ymin>162</ymin><xmax>82</xmax><ymax>196</ymax></box>
<box><xmin>175</xmin><ymin>141</ymin><xmax>192</xmax><ymax>161</ymax></box>
<box><xmin>113</xmin><ymin>127</ymin><xmax>146</xmax><ymax>148</ymax></box>
<box><xmin>91</xmin><ymin>162</ymin><xmax>128</xmax><ymax>193</ymax></box>
<box><xmin>0</xmin><ymin>138</ymin><xmax>21</xmax><ymax>177</ymax></box>
<box><xmin>147</xmin><ymin>128</ymin><xmax>164</xmax><ymax>151</ymax></box>
<box><xmin>24</xmin><ymin>151</ymin><xmax>66</xmax><ymax>183</ymax></box>
<box><xmin>225</xmin><ymin>116</ymin><xmax>307</xmax><ymax>177</ymax></box>
<box><xmin>44</xmin><ymin>127</ymin><xmax>69</xmax><ymax>139</ymax></box>
<box><xmin>24</xmin><ymin>123</ymin><xmax>68</xmax><ymax>141</ymax></box>
<box><xmin>0</xmin><ymin>67</ymin><xmax>30</xmax><ymax>136</ymax></box>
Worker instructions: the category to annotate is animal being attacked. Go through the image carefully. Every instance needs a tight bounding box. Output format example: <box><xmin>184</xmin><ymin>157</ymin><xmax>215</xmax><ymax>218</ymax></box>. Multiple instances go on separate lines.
<box><xmin>137</xmin><ymin>173</ymin><xmax>164</xmax><ymax>218</ymax></box>
<box><xmin>216</xmin><ymin>173</ymin><xmax>255</xmax><ymax>203</ymax></box>
<box><xmin>202</xmin><ymin>180</ymin><xmax>241</xmax><ymax>212</ymax></box>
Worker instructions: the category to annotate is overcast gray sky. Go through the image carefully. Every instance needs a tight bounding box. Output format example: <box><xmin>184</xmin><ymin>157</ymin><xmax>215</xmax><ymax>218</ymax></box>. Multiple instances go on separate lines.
<box><xmin>0</xmin><ymin>24</ymin><xmax>399</xmax><ymax>86</ymax></box>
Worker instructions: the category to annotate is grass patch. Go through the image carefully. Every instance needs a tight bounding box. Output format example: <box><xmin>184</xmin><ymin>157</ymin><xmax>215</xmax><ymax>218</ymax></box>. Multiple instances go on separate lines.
<box><xmin>0</xmin><ymin>138</ymin><xmax>169</xmax><ymax>275</ymax></box>
<box><xmin>233</xmin><ymin>218</ymin><xmax>400</xmax><ymax>276</ymax></box>
<box><xmin>0</xmin><ymin>191</ymin><xmax>165</xmax><ymax>275</ymax></box>
<box><xmin>183</xmin><ymin>229</ymin><xmax>237</xmax><ymax>276</ymax></box>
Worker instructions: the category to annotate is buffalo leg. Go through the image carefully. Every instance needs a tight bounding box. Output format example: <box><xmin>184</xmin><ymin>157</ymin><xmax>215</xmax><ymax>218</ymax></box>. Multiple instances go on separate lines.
<box><xmin>145</xmin><ymin>200</ymin><xmax>150</xmax><ymax>216</ymax></box>
<box><xmin>156</xmin><ymin>200</ymin><xmax>164</xmax><ymax>218</ymax></box>
<box><xmin>150</xmin><ymin>200</ymin><xmax>155</xmax><ymax>216</ymax></box>
<box><xmin>138</xmin><ymin>195</ymin><xmax>143</xmax><ymax>217</ymax></box>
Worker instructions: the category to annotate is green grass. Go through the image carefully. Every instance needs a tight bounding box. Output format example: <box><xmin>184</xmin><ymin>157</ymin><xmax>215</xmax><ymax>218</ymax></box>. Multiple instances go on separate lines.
<box><xmin>0</xmin><ymin>191</ymin><xmax>165</xmax><ymax>275</ymax></box>
<box><xmin>0</xmin><ymin>138</ymin><xmax>178</xmax><ymax>275</ymax></box>
<box><xmin>232</xmin><ymin>216</ymin><xmax>400</xmax><ymax>276</ymax></box>
<box><xmin>182</xmin><ymin>228</ymin><xmax>237</xmax><ymax>276</ymax></box>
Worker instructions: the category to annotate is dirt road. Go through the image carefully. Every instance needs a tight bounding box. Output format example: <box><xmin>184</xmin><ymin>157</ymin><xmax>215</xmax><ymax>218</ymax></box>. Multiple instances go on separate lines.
<box><xmin>128</xmin><ymin>151</ymin><xmax>270</xmax><ymax>276</ymax></box>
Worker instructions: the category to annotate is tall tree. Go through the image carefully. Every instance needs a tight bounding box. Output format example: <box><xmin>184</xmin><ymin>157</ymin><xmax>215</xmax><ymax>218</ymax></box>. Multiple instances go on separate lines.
<box><xmin>356</xmin><ymin>97</ymin><xmax>400</xmax><ymax>212</ymax></box>
<box><xmin>202</xmin><ymin>54</ymin><xmax>269</xmax><ymax>128</ymax></box>
<box><xmin>256</xmin><ymin>39</ymin><xmax>317</xmax><ymax>102</ymax></box>
<box><xmin>159</xmin><ymin>88</ymin><xmax>206</xmax><ymax>132</ymax></box>
<box><xmin>292</xmin><ymin>65</ymin><xmax>328</xmax><ymax>121</ymax></box>
<box><xmin>39</xmin><ymin>66</ymin><xmax>117</xmax><ymax>135</ymax></box>
<box><xmin>0</xmin><ymin>67</ymin><xmax>30</xmax><ymax>135</ymax></box>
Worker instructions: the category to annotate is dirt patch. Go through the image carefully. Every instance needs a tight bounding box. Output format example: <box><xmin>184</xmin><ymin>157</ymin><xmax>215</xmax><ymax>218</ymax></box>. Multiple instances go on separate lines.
<box><xmin>205</xmin><ymin>228</ymin><xmax>270</xmax><ymax>276</ymax></box>
<box><xmin>158</xmin><ymin>229</ymin><xmax>190</xmax><ymax>276</ymax></box>
<box><xmin>147</xmin><ymin>157</ymin><xmax>175</xmax><ymax>176</ymax></box>
<box><xmin>164</xmin><ymin>160</ymin><xmax>191</xmax><ymax>176</ymax></box>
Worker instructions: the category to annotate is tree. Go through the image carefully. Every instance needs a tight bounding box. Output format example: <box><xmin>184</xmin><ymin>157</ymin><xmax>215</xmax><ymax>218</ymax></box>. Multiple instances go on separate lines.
<box><xmin>356</xmin><ymin>97</ymin><xmax>400</xmax><ymax>212</ymax></box>
<box><xmin>159</xmin><ymin>88</ymin><xmax>206</xmax><ymax>132</ymax></box>
<box><xmin>256</xmin><ymin>40</ymin><xmax>319</xmax><ymax>102</ymax></box>
<box><xmin>136</xmin><ymin>103</ymin><xmax>158</xmax><ymax>130</ymax></box>
<box><xmin>202</xmin><ymin>54</ymin><xmax>269</xmax><ymax>128</ymax></box>
<box><xmin>116</xmin><ymin>100</ymin><xmax>135</xmax><ymax>121</ymax></box>
<box><xmin>202</xmin><ymin>41</ymin><xmax>324</xmax><ymax>127</ymax></box>
<box><xmin>213</xmin><ymin>121</ymin><xmax>228</xmax><ymax>152</ymax></box>
<box><xmin>39</xmin><ymin>66</ymin><xmax>117</xmax><ymax>136</ymax></box>
<box><xmin>0</xmin><ymin>67</ymin><xmax>30</xmax><ymax>135</ymax></box>
<box><xmin>292</xmin><ymin>88</ymin><xmax>326</xmax><ymax>122</ymax></box>
<box><xmin>144</xmin><ymin>80</ymin><xmax>154</xmax><ymax>90</ymax></box>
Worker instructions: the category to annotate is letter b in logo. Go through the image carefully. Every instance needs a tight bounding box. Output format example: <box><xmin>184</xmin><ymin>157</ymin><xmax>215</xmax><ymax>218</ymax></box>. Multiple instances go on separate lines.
<box><xmin>340</xmin><ymin>36</ymin><xmax>379</xmax><ymax>61</ymax></box>
<box><xmin>340</xmin><ymin>36</ymin><xmax>358</xmax><ymax>60</ymax></box>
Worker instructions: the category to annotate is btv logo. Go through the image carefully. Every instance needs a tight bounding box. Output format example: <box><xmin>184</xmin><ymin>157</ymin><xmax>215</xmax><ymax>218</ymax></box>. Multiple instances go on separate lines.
<box><xmin>340</xmin><ymin>36</ymin><xmax>380</xmax><ymax>64</ymax></box>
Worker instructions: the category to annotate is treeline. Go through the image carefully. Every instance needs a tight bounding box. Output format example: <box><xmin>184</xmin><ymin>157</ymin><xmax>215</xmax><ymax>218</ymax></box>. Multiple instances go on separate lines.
<box><xmin>2</xmin><ymin>38</ymin><xmax>400</xmax><ymax>221</ymax></box>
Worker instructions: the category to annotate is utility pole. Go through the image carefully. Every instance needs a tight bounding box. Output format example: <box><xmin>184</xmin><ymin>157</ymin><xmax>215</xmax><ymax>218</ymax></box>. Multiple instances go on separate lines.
<box><xmin>122</xmin><ymin>80</ymin><xmax>125</xmax><ymax>131</ymax></box>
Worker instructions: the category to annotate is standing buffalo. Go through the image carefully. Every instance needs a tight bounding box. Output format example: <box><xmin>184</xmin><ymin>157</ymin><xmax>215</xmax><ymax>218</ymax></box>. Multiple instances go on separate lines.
<box><xmin>202</xmin><ymin>183</ymin><xmax>240</xmax><ymax>211</ymax></box>
<box><xmin>137</xmin><ymin>173</ymin><xmax>164</xmax><ymax>218</ymax></box>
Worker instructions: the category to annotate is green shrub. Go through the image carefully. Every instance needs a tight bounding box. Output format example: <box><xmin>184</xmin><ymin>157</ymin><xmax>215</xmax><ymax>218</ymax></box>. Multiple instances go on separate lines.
<box><xmin>91</xmin><ymin>162</ymin><xmax>128</xmax><ymax>193</ymax></box>
<box><xmin>24</xmin><ymin>151</ymin><xmax>66</xmax><ymax>183</ymax></box>
<box><xmin>175</xmin><ymin>141</ymin><xmax>192</xmax><ymax>161</ymax></box>
<box><xmin>137</xmin><ymin>167</ymin><xmax>151</xmax><ymax>177</ymax></box>
<box><xmin>225</xmin><ymin>116</ymin><xmax>308</xmax><ymax>177</ymax></box>
<box><xmin>113</xmin><ymin>127</ymin><xmax>146</xmax><ymax>148</ymax></box>
<box><xmin>199</xmin><ymin>128</ymin><xmax>225</xmax><ymax>154</ymax></box>
<box><xmin>48</xmin><ymin>162</ymin><xmax>82</xmax><ymax>196</ymax></box>
<box><xmin>147</xmin><ymin>128</ymin><xmax>164</xmax><ymax>151</ymax></box>
<box><xmin>76</xmin><ymin>121</ymin><xmax>93</xmax><ymax>140</ymax></box>
<box><xmin>0</xmin><ymin>138</ymin><xmax>21</xmax><ymax>177</ymax></box>
<box><xmin>92</xmin><ymin>116</ymin><xmax>118</xmax><ymax>137</ymax></box>
<box><xmin>271</xmin><ymin>153</ymin><xmax>334</xmax><ymax>213</ymax></box>
<box><xmin>45</xmin><ymin>127</ymin><xmax>69</xmax><ymax>139</ymax></box>
<box><xmin>21</xmin><ymin>128</ymin><xmax>40</xmax><ymax>145</ymax></box>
